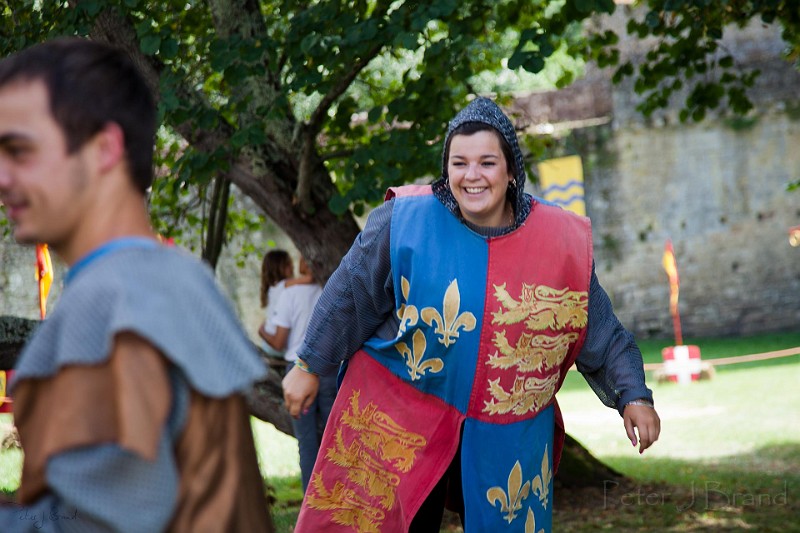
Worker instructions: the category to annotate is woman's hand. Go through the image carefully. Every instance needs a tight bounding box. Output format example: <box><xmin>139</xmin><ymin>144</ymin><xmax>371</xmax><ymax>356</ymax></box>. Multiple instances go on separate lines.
<box><xmin>623</xmin><ymin>403</ymin><xmax>661</xmax><ymax>454</ymax></box>
<box><xmin>282</xmin><ymin>364</ymin><xmax>320</xmax><ymax>418</ymax></box>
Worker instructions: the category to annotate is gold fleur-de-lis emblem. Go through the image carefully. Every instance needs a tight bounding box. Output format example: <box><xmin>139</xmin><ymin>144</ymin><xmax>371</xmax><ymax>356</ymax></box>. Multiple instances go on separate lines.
<box><xmin>524</xmin><ymin>507</ymin><xmax>545</xmax><ymax>533</ymax></box>
<box><xmin>395</xmin><ymin>276</ymin><xmax>419</xmax><ymax>338</ymax></box>
<box><xmin>395</xmin><ymin>329</ymin><xmax>444</xmax><ymax>381</ymax></box>
<box><xmin>486</xmin><ymin>460</ymin><xmax>530</xmax><ymax>523</ymax></box>
<box><xmin>530</xmin><ymin>445</ymin><xmax>552</xmax><ymax>509</ymax></box>
<box><xmin>421</xmin><ymin>279</ymin><xmax>476</xmax><ymax>347</ymax></box>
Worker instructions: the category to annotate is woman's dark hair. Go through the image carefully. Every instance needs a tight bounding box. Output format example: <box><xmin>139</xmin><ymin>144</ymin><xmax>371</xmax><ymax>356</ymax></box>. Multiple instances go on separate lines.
<box><xmin>260</xmin><ymin>250</ymin><xmax>292</xmax><ymax>308</ymax></box>
<box><xmin>0</xmin><ymin>38</ymin><xmax>156</xmax><ymax>193</ymax></box>
<box><xmin>443</xmin><ymin>122</ymin><xmax>518</xmax><ymax>179</ymax></box>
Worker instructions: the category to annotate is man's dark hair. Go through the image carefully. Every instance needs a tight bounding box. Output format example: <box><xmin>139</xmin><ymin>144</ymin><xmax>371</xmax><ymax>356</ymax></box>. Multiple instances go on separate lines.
<box><xmin>0</xmin><ymin>38</ymin><xmax>156</xmax><ymax>192</ymax></box>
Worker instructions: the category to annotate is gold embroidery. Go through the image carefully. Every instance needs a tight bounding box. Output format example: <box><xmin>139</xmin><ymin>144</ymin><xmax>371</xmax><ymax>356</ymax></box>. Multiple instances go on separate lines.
<box><xmin>483</xmin><ymin>281</ymin><xmax>587</xmax><ymax>418</ymax></box>
<box><xmin>305</xmin><ymin>473</ymin><xmax>385</xmax><ymax>533</ymax></box>
<box><xmin>530</xmin><ymin>445</ymin><xmax>551</xmax><ymax>509</ymax></box>
<box><xmin>489</xmin><ymin>331</ymin><xmax>579</xmax><ymax>373</ymax></box>
<box><xmin>340</xmin><ymin>391</ymin><xmax>427</xmax><ymax>473</ymax></box>
<box><xmin>486</xmin><ymin>460</ymin><xmax>530</xmax><ymax>523</ymax></box>
<box><xmin>395</xmin><ymin>276</ymin><xmax>419</xmax><ymax>338</ymax></box>
<box><xmin>307</xmin><ymin>390</ymin><xmax>427</xmax><ymax>531</ymax></box>
<box><xmin>326</xmin><ymin>428</ymin><xmax>400</xmax><ymax>509</ymax></box>
<box><xmin>492</xmin><ymin>283</ymin><xmax>588</xmax><ymax>331</ymax></box>
<box><xmin>396</xmin><ymin>329</ymin><xmax>444</xmax><ymax>381</ymax></box>
<box><xmin>483</xmin><ymin>374</ymin><xmax>560</xmax><ymax>416</ymax></box>
<box><xmin>421</xmin><ymin>279</ymin><xmax>476</xmax><ymax>347</ymax></box>
<box><xmin>525</xmin><ymin>507</ymin><xmax>545</xmax><ymax>533</ymax></box>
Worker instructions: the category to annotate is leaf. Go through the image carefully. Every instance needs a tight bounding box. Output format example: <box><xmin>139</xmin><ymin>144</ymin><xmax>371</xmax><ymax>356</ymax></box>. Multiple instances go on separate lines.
<box><xmin>328</xmin><ymin>194</ymin><xmax>350</xmax><ymax>215</ymax></box>
<box><xmin>140</xmin><ymin>34</ymin><xmax>161</xmax><ymax>56</ymax></box>
<box><xmin>160</xmin><ymin>38</ymin><xmax>179</xmax><ymax>59</ymax></box>
<box><xmin>596</xmin><ymin>0</ymin><xmax>616</xmax><ymax>14</ymax></box>
<box><xmin>645</xmin><ymin>10</ymin><xmax>661</xmax><ymax>29</ymax></box>
<box><xmin>230</xmin><ymin>129</ymin><xmax>249</xmax><ymax>149</ymax></box>
<box><xmin>523</xmin><ymin>54</ymin><xmax>545</xmax><ymax>73</ymax></box>
<box><xmin>396</xmin><ymin>32</ymin><xmax>419</xmax><ymax>49</ymax></box>
<box><xmin>368</xmin><ymin>106</ymin><xmax>383</xmax><ymax>123</ymax></box>
<box><xmin>573</xmin><ymin>0</ymin><xmax>595</xmax><ymax>14</ymax></box>
<box><xmin>691</xmin><ymin>107</ymin><xmax>706</xmax><ymax>122</ymax></box>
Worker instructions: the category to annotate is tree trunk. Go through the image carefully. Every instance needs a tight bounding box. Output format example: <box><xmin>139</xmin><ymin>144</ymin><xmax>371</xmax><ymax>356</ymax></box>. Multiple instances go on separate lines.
<box><xmin>229</xmin><ymin>160</ymin><xmax>361</xmax><ymax>282</ymax></box>
<box><xmin>555</xmin><ymin>433</ymin><xmax>625</xmax><ymax>488</ymax></box>
<box><xmin>88</xmin><ymin>8</ymin><xmax>362</xmax><ymax>282</ymax></box>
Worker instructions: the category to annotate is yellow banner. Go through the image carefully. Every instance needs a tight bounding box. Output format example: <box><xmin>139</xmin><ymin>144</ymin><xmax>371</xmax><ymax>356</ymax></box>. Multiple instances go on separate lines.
<box><xmin>537</xmin><ymin>155</ymin><xmax>585</xmax><ymax>216</ymax></box>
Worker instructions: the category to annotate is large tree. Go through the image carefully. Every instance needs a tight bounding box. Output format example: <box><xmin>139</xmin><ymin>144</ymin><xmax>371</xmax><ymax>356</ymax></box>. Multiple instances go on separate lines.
<box><xmin>2</xmin><ymin>0</ymin><xmax>606</xmax><ymax>276</ymax></box>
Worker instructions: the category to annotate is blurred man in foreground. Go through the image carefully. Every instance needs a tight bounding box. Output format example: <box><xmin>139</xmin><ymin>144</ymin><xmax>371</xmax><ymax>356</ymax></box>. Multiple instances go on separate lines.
<box><xmin>0</xmin><ymin>38</ymin><xmax>273</xmax><ymax>532</ymax></box>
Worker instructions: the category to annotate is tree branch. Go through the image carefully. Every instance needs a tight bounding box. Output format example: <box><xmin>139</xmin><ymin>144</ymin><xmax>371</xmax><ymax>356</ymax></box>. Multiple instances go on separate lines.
<box><xmin>295</xmin><ymin>3</ymin><xmax>396</xmax><ymax>211</ymax></box>
<box><xmin>89</xmin><ymin>7</ymin><xmax>233</xmax><ymax>154</ymax></box>
<box><xmin>201</xmin><ymin>175</ymin><xmax>231</xmax><ymax>269</ymax></box>
<box><xmin>321</xmin><ymin>148</ymin><xmax>355</xmax><ymax>161</ymax></box>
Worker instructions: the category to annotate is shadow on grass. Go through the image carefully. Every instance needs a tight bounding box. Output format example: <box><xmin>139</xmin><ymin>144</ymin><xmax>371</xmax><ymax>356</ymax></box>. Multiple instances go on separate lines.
<box><xmin>554</xmin><ymin>442</ymin><xmax>800</xmax><ymax>532</ymax></box>
<box><xmin>6</xmin><ymin>443</ymin><xmax>795</xmax><ymax>533</ymax></box>
<box><xmin>263</xmin><ymin>443</ymin><xmax>799</xmax><ymax>532</ymax></box>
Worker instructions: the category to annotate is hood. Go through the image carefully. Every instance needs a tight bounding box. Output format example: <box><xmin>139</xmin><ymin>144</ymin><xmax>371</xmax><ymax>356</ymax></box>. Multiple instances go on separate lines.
<box><xmin>433</xmin><ymin>97</ymin><xmax>530</xmax><ymax>225</ymax></box>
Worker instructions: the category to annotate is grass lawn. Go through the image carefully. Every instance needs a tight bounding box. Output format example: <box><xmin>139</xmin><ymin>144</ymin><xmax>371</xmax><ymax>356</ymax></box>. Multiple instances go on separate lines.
<box><xmin>556</xmin><ymin>359</ymin><xmax>799</xmax><ymax>531</ymax></box>
<box><xmin>1</xmin><ymin>331</ymin><xmax>798</xmax><ymax>532</ymax></box>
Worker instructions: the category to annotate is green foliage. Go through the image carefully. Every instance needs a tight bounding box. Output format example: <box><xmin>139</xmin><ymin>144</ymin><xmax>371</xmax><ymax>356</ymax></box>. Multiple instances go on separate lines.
<box><xmin>1</xmin><ymin>0</ymin><xmax>797</xmax><ymax>253</ymax></box>
<box><xmin>0</xmin><ymin>0</ymin><xmax>595</xmax><ymax>243</ymax></box>
<box><xmin>591</xmin><ymin>0</ymin><xmax>800</xmax><ymax>123</ymax></box>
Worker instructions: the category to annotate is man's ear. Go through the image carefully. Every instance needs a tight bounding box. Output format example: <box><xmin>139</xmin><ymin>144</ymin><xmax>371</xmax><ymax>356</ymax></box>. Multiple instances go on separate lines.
<box><xmin>94</xmin><ymin>122</ymin><xmax>125</xmax><ymax>174</ymax></box>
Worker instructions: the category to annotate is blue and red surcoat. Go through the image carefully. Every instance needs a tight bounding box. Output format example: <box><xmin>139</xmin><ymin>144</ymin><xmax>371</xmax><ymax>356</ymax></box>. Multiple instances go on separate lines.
<box><xmin>296</xmin><ymin>185</ymin><xmax>592</xmax><ymax>532</ymax></box>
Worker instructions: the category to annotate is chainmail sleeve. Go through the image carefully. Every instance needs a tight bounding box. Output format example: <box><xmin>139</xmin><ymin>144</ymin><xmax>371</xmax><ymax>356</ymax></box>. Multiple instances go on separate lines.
<box><xmin>297</xmin><ymin>200</ymin><xmax>399</xmax><ymax>376</ymax></box>
<box><xmin>575</xmin><ymin>262</ymin><xmax>654</xmax><ymax>415</ymax></box>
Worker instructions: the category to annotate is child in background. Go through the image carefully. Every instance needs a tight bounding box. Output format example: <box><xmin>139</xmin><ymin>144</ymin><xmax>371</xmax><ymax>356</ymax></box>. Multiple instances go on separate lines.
<box><xmin>259</xmin><ymin>250</ymin><xmax>293</xmax><ymax>359</ymax></box>
<box><xmin>258</xmin><ymin>250</ymin><xmax>313</xmax><ymax>359</ymax></box>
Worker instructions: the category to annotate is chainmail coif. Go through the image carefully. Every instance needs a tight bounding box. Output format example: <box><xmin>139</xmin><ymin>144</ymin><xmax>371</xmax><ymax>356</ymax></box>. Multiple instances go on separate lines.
<box><xmin>431</xmin><ymin>96</ymin><xmax>532</xmax><ymax>229</ymax></box>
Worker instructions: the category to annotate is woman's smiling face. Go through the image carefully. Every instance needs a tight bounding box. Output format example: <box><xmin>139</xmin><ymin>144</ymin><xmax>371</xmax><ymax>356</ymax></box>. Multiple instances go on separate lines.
<box><xmin>447</xmin><ymin>129</ymin><xmax>513</xmax><ymax>228</ymax></box>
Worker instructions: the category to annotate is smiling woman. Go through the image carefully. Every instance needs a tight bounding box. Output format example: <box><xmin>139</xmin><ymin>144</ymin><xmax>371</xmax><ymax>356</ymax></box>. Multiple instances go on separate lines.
<box><xmin>446</xmin><ymin>127</ymin><xmax>514</xmax><ymax>228</ymax></box>
<box><xmin>281</xmin><ymin>96</ymin><xmax>660</xmax><ymax>533</ymax></box>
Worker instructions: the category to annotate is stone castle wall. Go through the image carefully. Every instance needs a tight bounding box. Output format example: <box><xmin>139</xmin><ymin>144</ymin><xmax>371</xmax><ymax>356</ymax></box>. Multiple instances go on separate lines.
<box><xmin>582</xmin><ymin>116</ymin><xmax>800</xmax><ymax>338</ymax></box>
<box><xmin>516</xmin><ymin>11</ymin><xmax>800</xmax><ymax>339</ymax></box>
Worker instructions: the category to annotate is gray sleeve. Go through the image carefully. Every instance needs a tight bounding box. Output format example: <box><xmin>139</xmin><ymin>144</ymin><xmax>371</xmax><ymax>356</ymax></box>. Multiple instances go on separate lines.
<box><xmin>575</xmin><ymin>262</ymin><xmax>654</xmax><ymax>415</ymax></box>
<box><xmin>0</xmin><ymin>439</ymin><xmax>177</xmax><ymax>533</ymax></box>
<box><xmin>0</xmin><ymin>369</ymin><xmax>190</xmax><ymax>532</ymax></box>
<box><xmin>298</xmin><ymin>200</ymin><xmax>398</xmax><ymax>375</ymax></box>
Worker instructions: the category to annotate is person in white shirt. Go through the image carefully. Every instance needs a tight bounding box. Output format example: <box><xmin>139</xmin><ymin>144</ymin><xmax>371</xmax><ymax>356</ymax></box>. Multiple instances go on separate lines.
<box><xmin>258</xmin><ymin>250</ymin><xmax>313</xmax><ymax>360</ymax></box>
<box><xmin>258</xmin><ymin>250</ymin><xmax>293</xmax><ymax>358</ymax></box>
<box><xmin>261</xmin><ymin>257</ymin><xmax>337</xmax><ymax>492</ymax></box>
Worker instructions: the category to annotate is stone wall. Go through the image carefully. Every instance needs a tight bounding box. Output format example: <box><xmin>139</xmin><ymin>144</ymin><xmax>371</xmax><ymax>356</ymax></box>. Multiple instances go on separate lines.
<box><xmin>583</xmin><ymin>116</ymin><xmax>800</xmax><ymax>338</ymax></box>
<box><xmin>520</xmin><ymin>11</ymin><xmax>800</xmax><ymax>339</ymax></box>
<box><xmin>0</xmin><ymin>243</ymin><xmax>65</xmax><ymax>320</ymax></box>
